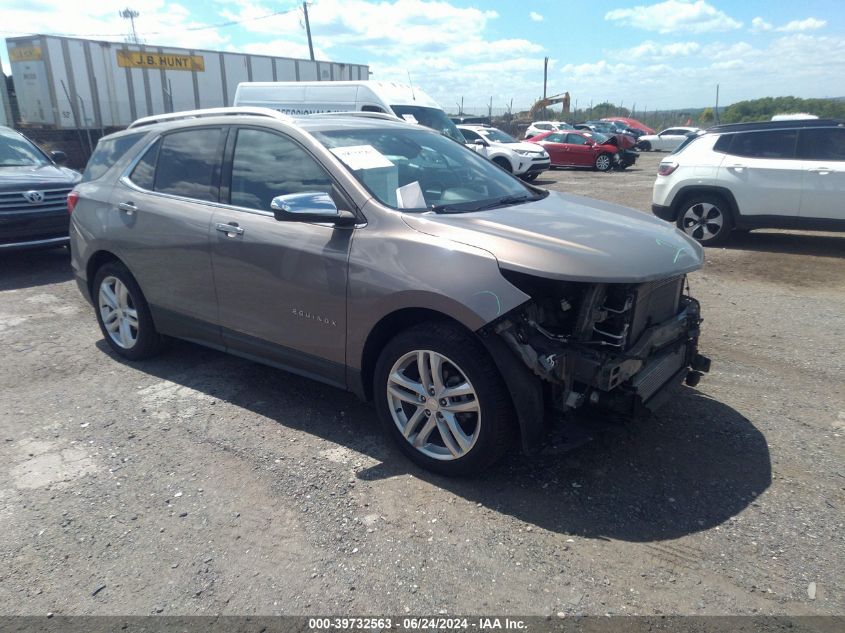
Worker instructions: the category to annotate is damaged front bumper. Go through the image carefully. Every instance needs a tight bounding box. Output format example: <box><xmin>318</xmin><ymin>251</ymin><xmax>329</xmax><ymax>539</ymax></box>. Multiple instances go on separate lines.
<box><xmin>481</xmin><ymin>274</ymin><xmax>710</xmax><ymax>453</ymax></box>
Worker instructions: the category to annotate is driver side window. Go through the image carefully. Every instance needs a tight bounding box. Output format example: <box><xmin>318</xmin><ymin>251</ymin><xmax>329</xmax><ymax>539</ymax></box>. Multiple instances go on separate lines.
<box><xmin>229</xmin><ymin>128</ymin><xmax>333</xmax><ymax>212</ymax></box>
<box><xmin>566</xmin><ymin>134</ymin><xmax>589</xmax><ymax>145</ymax></box>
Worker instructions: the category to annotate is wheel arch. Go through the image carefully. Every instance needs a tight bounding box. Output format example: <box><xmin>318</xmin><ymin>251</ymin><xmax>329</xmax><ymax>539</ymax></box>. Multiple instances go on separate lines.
<box><xmin>86</xmin><ymin>250</ymin><xmax>125</xmax><ymax>299</ymax></box>
<box><xmin>491</xmin><ymin>155</ymin><xmax>513</xmax><ymax>172</ymax></box>
<box><xmin>671</xmin><ymin>185</ymin><xmax>740</xmax><ymax>225</ymax></box>
<box><xmin>356</xmin><ymin>307</ymin><xmax>476</xmax><ymax>403</ymax></box>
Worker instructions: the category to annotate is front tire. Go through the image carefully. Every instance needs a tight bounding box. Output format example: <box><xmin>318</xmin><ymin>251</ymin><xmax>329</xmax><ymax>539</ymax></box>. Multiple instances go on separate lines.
<box><xmin>638</xmin><ymin>140</ymin><xmax>652</xmax><ymax>151</ymax></box>
<box><xmin>521</xmin><ymin>172</ymin><xmax>539</xmax><ymax>182</ymax></box>
<box><xmin>492</xmin><ymin>157</ymin><xmax>512</xmax><ymax>173</ymax></box>
<box><xmin>373</xmin><ymin>323</ymin><xmax>515</xmax><ymax>476</ymax></box>
<box><xmin>93</xmin><ymin>261</ymin><xmax>163</xmax><ymax>360</ymax></box>
<box><xmin>595</xmin><ymin>153</ymin><xmax>613</xmax><ymax>172</ymax></box>
<box><xmin>676</xmin><ymin>194</ymin><xmax>734</xmax><ymax>246</ymax></box>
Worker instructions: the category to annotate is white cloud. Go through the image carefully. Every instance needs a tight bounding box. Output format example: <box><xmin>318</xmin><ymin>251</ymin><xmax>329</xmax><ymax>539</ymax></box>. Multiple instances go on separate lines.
<box><xmin>562</xmin><ymin>33</ymin><xmax>845</xmax><ymax>111</ymax></box>
<box><xmin>750</xmin><ymin>17</ymin><xmax>772</xmax><ymax>33</ymax></box>
<box><xmin>605</xmin><ymin>0</ymin><xmax>741</xmax><ymax>34</ymax></box>
<box><xmin>529</xmin><ymin>11</ymin><xmax>544</xmax><ymax>22</ymax></box>
<box><xmin>777</xmin><ymin>17</ymin><xmax>826</xmax><ymax>32</ymax></box>
<box><xmin>612</xmin><ymin>40</ymin><xmax>701</xmax><ymax>59</ymax></box>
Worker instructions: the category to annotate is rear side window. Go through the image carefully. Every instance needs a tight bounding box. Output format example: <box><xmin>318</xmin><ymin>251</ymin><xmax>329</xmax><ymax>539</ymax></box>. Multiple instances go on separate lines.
<box><xmin>153</xmin><ymin>128</ymin><xmax>224</xmax><ymax>202</ymax></box>
<box><xmin>727</xmin><ymin>130</ymin><xmax>797</xmax><ymax>159</ymax></box>
<box><xmin>82</xmin><ymin>132</ymin><xmax>146</xmax><ymax>182</ymax></box>
<box><xmin>797</xmin><ymin>128</ymin><xmax>845</xmax><ymax>161</ymax></box>
<box><xmin>565</xmin><ymin>134</ymin><xmax>589</xmax><ymax>145</ymax></box>
<box><xmin>129</xmin><ymin>139</ymin><xmax>160</xmax><ymax>190</ymax></box>
<box><xmin>712</xmin><ymin>134</ymin><xmax>733</xmax><ymax>153</ymax></box>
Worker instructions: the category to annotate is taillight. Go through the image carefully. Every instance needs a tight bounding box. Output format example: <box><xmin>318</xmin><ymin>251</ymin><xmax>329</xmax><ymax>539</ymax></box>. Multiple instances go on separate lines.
<box><xmin>657</xmin><ymin>161</ymin><xmax>679</xmax><ymax>176</ymax></box>
<box><xmin>67</xmin><ymin>190</ymin><xmax>79</xmax><ymax>214</ymax></box>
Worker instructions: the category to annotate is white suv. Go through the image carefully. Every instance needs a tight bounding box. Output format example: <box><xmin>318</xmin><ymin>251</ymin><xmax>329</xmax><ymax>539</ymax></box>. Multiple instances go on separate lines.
<box><xmin>652</xmin><ymin>119</ymin><xmax>845</xmax><ymax>245</ymax></box>
<box><xmin>459</xmin><ymin>124</ymin><xmax>551</xmax><ymax>181</ymax></box>
<box><xmin>524</xmin><ymin>120</ymin><xmax>572</xmax><ymax>139</ymax></box>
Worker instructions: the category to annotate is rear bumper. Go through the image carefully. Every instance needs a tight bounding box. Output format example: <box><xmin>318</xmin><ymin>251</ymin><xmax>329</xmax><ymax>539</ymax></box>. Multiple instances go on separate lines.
<box><xmin>651</xmin><ymin>203</ymin><xmax>675</xmax><ymax>222</ymax></box>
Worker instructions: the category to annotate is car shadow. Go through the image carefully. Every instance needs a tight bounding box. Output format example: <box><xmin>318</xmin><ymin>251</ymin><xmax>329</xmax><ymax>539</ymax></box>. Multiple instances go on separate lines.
<box><xmin>0</xmin><ymin>247</ymin><xmax>73</xmax><ymax>291</ymax></box>
<box><xmin>98</xmin><ymin>337</ymin><xmax>771</xmax><ymax>543</ymax></box>
<box><xmin>724</xmin><ymin>230</ymin><xmax>845</xmax><ymax>259</ymax></box>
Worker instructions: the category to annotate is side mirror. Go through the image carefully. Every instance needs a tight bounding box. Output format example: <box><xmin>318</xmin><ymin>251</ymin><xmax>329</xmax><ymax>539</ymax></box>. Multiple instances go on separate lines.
<box><xmin>270</xmin><ymin>192</ymin><xmax>355</xmax><ymax>226</ymax></box>
<box><xmin>472</xmin><ymin>139</ymin><xmax>487</xmax><ymax>147</ymax></box>
<box><xmin>50</xmin><ymin>150</ymin><xmax>68</xmax><ymax>165</ymax></box>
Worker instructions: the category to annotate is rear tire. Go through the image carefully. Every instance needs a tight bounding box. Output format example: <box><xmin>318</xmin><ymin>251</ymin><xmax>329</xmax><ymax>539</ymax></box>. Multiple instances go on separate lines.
<box><xmin>373</xmin><ymin>322</ymin><xmax>515</xmax><ymax>477</ymax></box>
<box><xmin>93</xmin><ymin>261</ymin><xmax>163</xmax><ymax>360</ymax></box>
<box><xmin>676</xmin><ymin>194</ymin><xmax>734</xmax><ymax>246</ymax></box>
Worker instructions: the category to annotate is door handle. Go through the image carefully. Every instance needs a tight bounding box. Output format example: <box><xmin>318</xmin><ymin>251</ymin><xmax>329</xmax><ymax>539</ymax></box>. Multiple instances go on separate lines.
<box><xmin>808</xmin><ymin>167</ymin><xmax>831</xmax><ymax>174</ymax></box>
<box><xmin>118</xmin><ymin>201</ymin><xmax>137</xmax><ymax>215</ymax></box>
<box><xmin>729</xmin><ymin>164</ymin><xmax>746</xmax><ymax>171</ymax></box>
<box><xmin>216</xmin><ymin>222</ymin><xmax>244</xmax><ymax>236</ymax></box>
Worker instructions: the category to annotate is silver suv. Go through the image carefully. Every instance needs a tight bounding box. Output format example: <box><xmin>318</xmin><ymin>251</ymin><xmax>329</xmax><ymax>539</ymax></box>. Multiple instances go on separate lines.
<box><xmin>70</xmin><ymin>107</ymin><xmax>710</xmax><ymax>476</ymax></box>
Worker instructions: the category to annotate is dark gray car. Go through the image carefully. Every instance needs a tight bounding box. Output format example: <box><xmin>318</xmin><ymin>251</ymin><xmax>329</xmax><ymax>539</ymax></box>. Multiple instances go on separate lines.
<box><xmin>70</xmin><ymin>108</ymin><xmax>709</xmax><ymax>476</ymax></box>
<box><xmin>0</xmin><ymin>126</ymin><xmax>80</xmax><ymax>250</ymax></box>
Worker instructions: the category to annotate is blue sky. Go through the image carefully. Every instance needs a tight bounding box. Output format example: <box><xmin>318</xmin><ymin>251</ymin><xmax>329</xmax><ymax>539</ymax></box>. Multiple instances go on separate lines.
<box><xmin>2</xmin><ymin>0</ymin><xmax>844</xmax><ymax>112</ymax></box>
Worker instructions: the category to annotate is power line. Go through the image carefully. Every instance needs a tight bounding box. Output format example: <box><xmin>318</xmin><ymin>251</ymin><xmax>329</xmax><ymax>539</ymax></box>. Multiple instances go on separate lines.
<box><xmin>0</xmin><ymin>7</ymin><xmax>299</xmax><ymax>38</ymax></box>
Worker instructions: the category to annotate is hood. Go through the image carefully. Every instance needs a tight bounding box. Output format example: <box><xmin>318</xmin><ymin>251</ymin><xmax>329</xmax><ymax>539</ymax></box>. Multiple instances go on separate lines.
<box><xmin>0</xmin><ymin>164</ymin><xmax>81</xmax><ymax>192</ymax></box>
<box><xmin>402</xmin><ymin>191</ymin><xmax>703</xmax><ymax>283</ymax></box>
<box><xmin>505</xmin><ymin>141</ymin><xmax>547</xmax><ymax>154</ymax></box>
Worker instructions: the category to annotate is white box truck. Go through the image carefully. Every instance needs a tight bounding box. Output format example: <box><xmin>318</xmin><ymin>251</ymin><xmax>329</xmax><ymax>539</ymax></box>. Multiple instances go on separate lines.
<box><xmin>233</xmin><ymin>80</ymin><xmax>465</xmax><ymax>142</ymax></box>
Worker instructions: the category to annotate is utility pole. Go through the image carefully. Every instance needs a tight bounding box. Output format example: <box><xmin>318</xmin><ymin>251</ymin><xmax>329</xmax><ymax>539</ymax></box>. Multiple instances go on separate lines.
<box><xmin>119</xmin><ymin>8</ymin><xmax>140</xmax><ymax>45</ymax></box>
<box><xmin>715</xmin><ymin>83</ymin><xmax>720</xmax><ymax>123</ymax></box>
<box><xmin>302</xmin><ymin>2</ymin><xmax>315</xmax><ymax>61</ymax></box>
<box><xmin>543</xmin><ymin>56</ymin><xmax>549</xmax><ymax>100</ymax></box>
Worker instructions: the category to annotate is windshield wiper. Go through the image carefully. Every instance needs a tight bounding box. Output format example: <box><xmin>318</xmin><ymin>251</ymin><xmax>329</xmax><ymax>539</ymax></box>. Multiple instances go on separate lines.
<box><xmin>431</xmin><ymin>194</ymin><xmax>539</xmax><ymax>214</ymax></box>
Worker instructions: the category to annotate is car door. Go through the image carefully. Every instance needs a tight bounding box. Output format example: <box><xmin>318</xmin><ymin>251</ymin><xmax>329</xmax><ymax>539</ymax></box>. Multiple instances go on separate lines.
<box><xmin>655</xmin><ymin>129</ymin><xmax>683</xmax><ymax>151</ymax></box>
<box><xmin>797</xmin><ymin>127</ymin><xmax>845</xmax><ymax>220</ymax></box>
<box><xmin>111</xmin><ymin>126</ymin><xmax>226</xmax><ymax>343</ymax></box>
<box><xmin>564</xmin><ymin>133</ymin><xmax>596</xmax><ymax>166</ymax></box>
<box><xmin>460</xmin><ymin>128</ymin><xmax>488</xmax><ymax>157</ymax></box>
<box><xmin>533</xmin><ymin>133</ymin><xmax>567</xmax><ymax>165</ymax></box>
<box><xmin>210</xmin><ymin>126</ymin><xmax>354</xmax><ymax>387</ymax></box>
<box><xmin>717</xmin><ymin>129</ymin><xmax>803</xmax><ymax>218</ymax></box>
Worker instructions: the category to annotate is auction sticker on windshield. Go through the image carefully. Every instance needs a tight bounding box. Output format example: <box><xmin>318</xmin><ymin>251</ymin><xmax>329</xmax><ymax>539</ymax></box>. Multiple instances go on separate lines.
<box><xmin>330</xmin><ymin>145</ymin><xmax>393</xmax><ymax>170</ymax></box>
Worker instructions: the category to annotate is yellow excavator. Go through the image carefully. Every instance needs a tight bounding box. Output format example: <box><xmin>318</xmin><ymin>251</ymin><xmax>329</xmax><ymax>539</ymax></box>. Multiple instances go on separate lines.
<box><xmin>529</xmin><ymin>92</ymin><xmax>571</xmax><ymax>117</ymax></box>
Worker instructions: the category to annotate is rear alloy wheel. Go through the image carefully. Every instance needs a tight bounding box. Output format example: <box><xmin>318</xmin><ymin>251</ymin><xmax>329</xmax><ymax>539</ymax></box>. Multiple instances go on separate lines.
<box><xmin>93</xmin><ymin>261</ymin><xmax>163</xmax><ymax>360</ymax></box>
<box><xmin>677</xmin><ymin>195</ymin><xmax>734</xmax><ymax>246</ymax></box>
<box><xmin>595</xmin><ymin>153</ymin><xmax>612</xmax><ymax>172</ymax></box>
<box><xmin>374</xmin><ymin>323</ymin><xmax>514</xmax><ymax>476</ymax></box>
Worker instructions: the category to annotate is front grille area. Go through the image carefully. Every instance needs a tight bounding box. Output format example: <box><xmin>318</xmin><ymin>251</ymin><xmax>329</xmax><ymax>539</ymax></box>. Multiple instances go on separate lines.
<box><xmin>590</xmin><ymin>276</ymin><xmax>684</xmax><ymax>349</ymax></box>
<box><xmin>0</xmin><ymin>188</ymin><xmax>73</xmax><ymax>214</ymax></box>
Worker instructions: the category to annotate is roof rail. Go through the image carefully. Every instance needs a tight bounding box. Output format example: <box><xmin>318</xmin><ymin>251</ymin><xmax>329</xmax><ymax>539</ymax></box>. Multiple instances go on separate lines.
<box><xmin>707</xmin><ymin>118</ymin><xmax>844</xmax><ymax>133</ymax></box>
<box><xmin>305</xmin><ymin>111</ymin><xmax>401</xmax><ymax>122</ymax></box>
<box><xmin>127</xmin><ymin>107</ymin><xmax>293</xmax><ymax>129</ymax></box>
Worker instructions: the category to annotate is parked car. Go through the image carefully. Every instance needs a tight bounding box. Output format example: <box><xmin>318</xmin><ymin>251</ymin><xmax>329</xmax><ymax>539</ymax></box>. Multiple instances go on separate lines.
<box><xmin>529</xmin><ymin>130</ymin><xmax>623</xmax><ymax>171</ymax></box>
<box><xmin>652</xmin><ymin>118</ymin><xmax>845</xmax><ymax>245</ymax></box>
<box><xmin>0</xmin><ymin>126</ymin><xmax>81</xmax><ymax>251</ymax></box>
<box><xmin>586</xmin><ymin>132</ymin><xmax>639</xmax><ymax>169</ymax></box>
<box><xmin>575</xmin><ymin>122</ymin><xmax>637</xmax><ymax>148</ymax></box>
<box><xmin>637</xmin><ymin>127</ymin><xmax>700</xmax><ymax>152</ymax></box>
<box><xmin>459</xmin><ymin>124</ymin><xmax>550</xmax><ymax>181</ymax></box>
<box><xmin>602</xmin><ymin>117</ymin><xmax>655</xmax><ymax>135</ymax></box>
<box><xmin>524</xmin><ymin>120</ymin><xmax>573</xmax><ymax>139</ymax></box>
<box><xmin>70</xmin><ymin>107</ymin><xmax>709</xmax><ymax>476</ymax></box>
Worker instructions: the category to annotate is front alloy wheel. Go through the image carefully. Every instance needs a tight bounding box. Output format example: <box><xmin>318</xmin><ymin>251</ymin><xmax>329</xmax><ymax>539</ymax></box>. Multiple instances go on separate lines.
<box><xmin>373</xmin><ymin>323</ymin><xmax>515</xmax><ymax>476</ymax></box>
<box><xmin>387</xmin><ymin>350</ymin><xmax>481</xmax><ymax>461</ymax></box>
<box><xmin>595</xmin><ymin>153</ymin><xmax>612</xmax><ymax>171</ymax></box>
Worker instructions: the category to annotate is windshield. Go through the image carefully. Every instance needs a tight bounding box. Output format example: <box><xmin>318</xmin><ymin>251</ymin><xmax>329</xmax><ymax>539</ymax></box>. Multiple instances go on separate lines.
<box><xmin>0</xmin><ymin>131</ymin><xmax>50</xmax><ymax>167</ymax></box>
<box><xmin>314</xmin><ymin>127</ymin><xmax>545</xmax><ymax>213</ymax></box>
<box><xmin>589</xmin><ymin>132</ymin><xmax>609</xmax><ymax>144</ymax></box>
<box><xmin>478</xmin><ymin>128</ymin><xmax>517</xmax><ymax>144</ymax></box>
<box><xmin>389</xmin><ymin>105</ymin><xmax>465</xmax><ymax>143</ymax></box>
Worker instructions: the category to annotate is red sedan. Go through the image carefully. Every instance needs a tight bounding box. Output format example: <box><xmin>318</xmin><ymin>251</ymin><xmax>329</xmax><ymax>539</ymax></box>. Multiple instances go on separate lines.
<box><xmin>529</xmin><ymin>130</ymin><xmax>619</xmax><ymax>171</ymax></box>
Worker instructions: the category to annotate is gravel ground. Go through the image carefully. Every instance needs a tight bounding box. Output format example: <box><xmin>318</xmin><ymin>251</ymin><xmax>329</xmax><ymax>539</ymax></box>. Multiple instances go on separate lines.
<box><xmin>0</xmin><ymin>151</ymin><xmax>842</xmax><ymax>617</ymax></box>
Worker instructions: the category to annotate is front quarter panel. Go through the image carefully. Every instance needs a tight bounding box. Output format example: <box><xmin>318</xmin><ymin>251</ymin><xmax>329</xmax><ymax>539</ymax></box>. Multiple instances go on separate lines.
<box><xmin>345</xmin><ymin>201</ymin><xmax>530</xmax><ymax>371</ymax></box>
